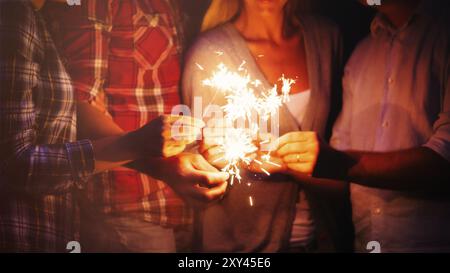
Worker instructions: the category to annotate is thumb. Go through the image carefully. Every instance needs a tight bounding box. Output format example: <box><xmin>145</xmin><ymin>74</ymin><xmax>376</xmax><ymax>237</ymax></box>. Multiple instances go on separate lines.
<box><xmin>191</xmin><ymin>170</ymin><xmax>230</xmax><ymax>187</ymax></box>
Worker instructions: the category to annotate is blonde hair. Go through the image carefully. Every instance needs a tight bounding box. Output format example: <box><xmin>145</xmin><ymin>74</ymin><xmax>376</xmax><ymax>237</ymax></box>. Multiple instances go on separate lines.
<box><xmin>202</xmin><ymin>0</ymin><xmax>314</xmax><ymax>35</ymax></box>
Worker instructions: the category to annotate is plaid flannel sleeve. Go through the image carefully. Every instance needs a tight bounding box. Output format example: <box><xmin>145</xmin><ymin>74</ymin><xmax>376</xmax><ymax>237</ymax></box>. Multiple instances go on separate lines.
<box><xmin>0</xmin><ymin>3</ymin><xmax>95</xmax><ymax>194</ymax></box>
<box><xmin>48</xmin><ymin>1</ymin><xmax>110</xmax><ymax>106</ymax></box>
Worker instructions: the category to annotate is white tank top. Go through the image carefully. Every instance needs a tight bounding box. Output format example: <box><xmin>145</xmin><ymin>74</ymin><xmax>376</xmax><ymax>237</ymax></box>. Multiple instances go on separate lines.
<box><xmin>285</xmin><ymin>90</ymin><xmax>311</xmax><ymax>126</ymax></box>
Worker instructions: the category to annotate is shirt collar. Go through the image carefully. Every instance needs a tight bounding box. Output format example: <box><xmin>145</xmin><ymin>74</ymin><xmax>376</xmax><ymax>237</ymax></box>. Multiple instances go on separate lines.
<box><xmin>370</xmin><ymin>0</ymin><xmax>430</xmax><ymax>40</ymax></box>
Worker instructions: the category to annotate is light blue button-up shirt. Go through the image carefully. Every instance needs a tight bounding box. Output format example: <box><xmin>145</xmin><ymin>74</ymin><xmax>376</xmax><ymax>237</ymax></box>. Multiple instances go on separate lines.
<box><xmin>331</xmin><ymin>3</ymin><xmax>450</xmax><ymax>252</ymax></box>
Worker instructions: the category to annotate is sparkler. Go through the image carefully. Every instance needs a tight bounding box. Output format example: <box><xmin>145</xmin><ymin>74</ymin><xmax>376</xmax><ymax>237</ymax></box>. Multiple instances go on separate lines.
<box><xmin>199</xmin><ymin>58</ymin><xmax>296</xmax><ymax>206</ymax></box>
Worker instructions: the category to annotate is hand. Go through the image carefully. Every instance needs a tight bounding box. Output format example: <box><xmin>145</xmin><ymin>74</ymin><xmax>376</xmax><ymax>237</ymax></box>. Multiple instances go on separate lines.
<box><xmin>146</xmin><ymin>153</ymin><xmax>229</xmax><ymax>207</ymax></box>
<box><xmin>199</xmin><ymin>118</ymin><xmax>230</xmax><ymax>169</ymax></box>
<box><xmin>275</xmin><ymin>131</ymin><xmax>322</xmax><ymax>176</ymax></box>
<box><xmin>245</xmin><ymin>151</ymin><xmax>286</xmax><ymax>175</ymax></box>
<box><xmin>129</xmin><ymin>115</ymin><xmax>205</xmax><ymax>158</ymax></box>
<box><xmin>245</xmin><ymin>133</ymin><xmax>286</xmax><ymax>174</ymax></box>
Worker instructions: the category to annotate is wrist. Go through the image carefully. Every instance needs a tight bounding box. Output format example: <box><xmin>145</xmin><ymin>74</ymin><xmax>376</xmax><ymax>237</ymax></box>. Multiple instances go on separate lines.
<box><xmin>315</xmin><ymin>146</ymin><xmax>356</xmax><ymax>180</ymax></box>
<box><xmin>120</xmin><ymin>131</ymin><xmax>142</xmax><ymax>159</ymax></box>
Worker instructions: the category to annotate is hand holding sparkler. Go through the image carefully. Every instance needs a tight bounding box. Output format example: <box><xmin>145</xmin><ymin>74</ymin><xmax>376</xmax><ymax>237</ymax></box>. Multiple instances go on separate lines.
<box><xmin>200</xmin><ymin>118</ymin><xmax>258</xmax><ymax>184</ymax></box>
<box><xmin>143</xmin><ymin>153</ymin><xmax>229</xmax><ymax>207</ymax></box>
<box><xmin>274</xmin><ymin>131</ymin><xmax>321</xmax><ymax>176</ymax></box>
<box><xmin>127</xmin><ymin>115</ymin><xmax>205</xmax><ymax>158</ymax></box>
<box><xmin>199</xmin><ymin>118</ymin><xmax>230</xmax><ymax>169</ymax></box>
<box><xmin>245</xmin><ymin>133</ymin><xmax>286</xmax><ymax>175</ymax></box>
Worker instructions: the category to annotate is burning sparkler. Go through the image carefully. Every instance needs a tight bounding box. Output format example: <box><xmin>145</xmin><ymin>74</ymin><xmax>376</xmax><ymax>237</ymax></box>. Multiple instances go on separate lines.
<box><xmin>199</xmin><ymin>58</ymin><xmax>296</xmax><ymax>205</ymax></box>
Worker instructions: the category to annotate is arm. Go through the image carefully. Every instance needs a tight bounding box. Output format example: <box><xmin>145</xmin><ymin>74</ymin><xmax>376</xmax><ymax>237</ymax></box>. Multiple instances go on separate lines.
<box><xmin>0</xmin><ymin>8</ymin><xmax>94</xmax><ymax>194</ymax></box>
<box><xmin>331</xmin><ymin>35</ymin><xmax>450</xmax><ymax>191</ymax></box>
<box><xmin>277</xmin><ymin>61</ymin><xmax>450</xmax><ymax>192</ymax></box>
<box><xmin>321</xmin><ymin>28</ymin><xmax>450</xmax><ymax>192</ymax></box>
<box><xmin>317</xmin><ymin>146</ymin><xmax>450</xmax><ymax>192</ymax></box>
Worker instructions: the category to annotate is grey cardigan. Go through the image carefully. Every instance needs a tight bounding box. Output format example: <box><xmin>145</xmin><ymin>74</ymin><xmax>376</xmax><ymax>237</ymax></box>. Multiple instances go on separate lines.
<box><xmin>182</xmin><ymin>16</ymin><xmax>348</xmax><ymax>252</ymax></box>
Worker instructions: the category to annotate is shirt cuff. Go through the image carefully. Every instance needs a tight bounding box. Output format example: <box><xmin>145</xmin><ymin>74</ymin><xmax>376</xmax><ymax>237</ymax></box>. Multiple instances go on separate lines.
<box><xmin>65</xmin><ymin>139</ymin><xmax>95</xmax><ymax>184</ymax></box>
<box><xmin>424</xmin><ymin>137</ymin><xmax>450</xmax><ymax>163</ymax></box>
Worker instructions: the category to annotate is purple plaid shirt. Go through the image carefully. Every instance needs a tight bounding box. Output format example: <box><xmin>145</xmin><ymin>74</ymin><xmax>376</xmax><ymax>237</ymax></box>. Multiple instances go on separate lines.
<box><xmin>0</xmin><ymin>1</ymin><xmax>95</xmax><ymax>252</ymax></box>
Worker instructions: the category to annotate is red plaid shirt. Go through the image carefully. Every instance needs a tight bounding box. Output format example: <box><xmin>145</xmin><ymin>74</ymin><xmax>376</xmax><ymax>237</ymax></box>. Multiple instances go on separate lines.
<box><xmin>44</xmin><ymin>0</ymin><xmax>190</xmax><ymax>227</ymax></box>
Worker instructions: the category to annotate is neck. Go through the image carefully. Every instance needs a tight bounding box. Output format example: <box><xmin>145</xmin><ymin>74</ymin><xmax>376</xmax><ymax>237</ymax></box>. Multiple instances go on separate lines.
<box><xmin>234</xmin><ymin>7</ymin><xmax>285</xmax><ymax>44</ymax></box>
<box><xmin>377</xmin><ymin>0</ymin><xmax>421</xmax><ymax>28</ymax></box>
<box><xmin>31</xmin><ymin>0</ymin><xmax>46</xmax><ymax>10</ymax></box>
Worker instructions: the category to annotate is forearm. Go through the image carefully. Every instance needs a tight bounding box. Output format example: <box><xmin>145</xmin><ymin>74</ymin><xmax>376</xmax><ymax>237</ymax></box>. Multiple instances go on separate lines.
<box><xmin>77</xmin><ymin>101</ymin><xmax>143</xmax><ymax>173</ymax></box>
<box><xmin>318</xmin><ymin>146</ymin><xmax>450</xmax><ymax>192</ymax></box>
<box><xmin>288</xmin><ymin>172</ymin><xmax>350</xmax><ymax>199</ymax></box>
<box><xmin>1</xmin><ymin>140</ymin><xmax>95</xmax><ymax>194</ymax></box>
<box><xmin>125</xmin><ymin>157</ymin><xmax>165</xmax><ymax>180</ymax></box>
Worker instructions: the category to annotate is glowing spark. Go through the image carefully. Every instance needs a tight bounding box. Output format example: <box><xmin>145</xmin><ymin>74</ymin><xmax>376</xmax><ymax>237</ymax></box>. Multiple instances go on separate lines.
<box><xmin>257</xmin><ymin>54</ymin><xmax>264</xmax><ymax>58</ymax></box>
<box><xmin>259</xmin><ymin>139</ymin><xmax>270</xmax><ymax>145</ymax></box>
<box><xmin>218</xmin><ymin>128</ymin><xmax>258</xmax><ymax>184</ymax></box>
<box><xmin>253</xmin><ymin>159</ymin><xmax>263</xmax><ymax>165</ymax></box>
<box><xmin>196</xmin><ymin>63</ymin><xmax>204</xmax><ymax>71</ymax></box>
<box><xmin>238</xmin><ymin>60</ymin><xmax>247</xmax><ymax>71</ymax></box>
<box><xmin>266</xmin><ymin>161</ymin><xmax>281</xmax><ymax>168</ymax></box>
<box><xmin>280</xmin><ymin>75</ymin><xmax>296</xmax><ymax>103</ymax></box>
<box><xmin>252</xmin><ymin>79</ymin><xmax>262</xmax><ymax>87</ymax></box>
<box><xmin>249</xmin><ymin>196</ymin><xmax>254</xmax><ymax>206</ymax></box>
<box><xmin>260</xmin><ymin>168</ymin><xmax>271</xmax><ymax>176</ymax></box>
<box><xmin>261</xmin><ymin>152</ymin><xmax>272</xmax><ymax>162</ymax></box>
<box><xmin>201</xmin><ymin>60</ymin><xmax>295</xmax><ymax>185</ymax></box>
<box><xmin>212</xmin><ymin>156</ymin><xmax>224</xmax><ymax>163</ymax></box>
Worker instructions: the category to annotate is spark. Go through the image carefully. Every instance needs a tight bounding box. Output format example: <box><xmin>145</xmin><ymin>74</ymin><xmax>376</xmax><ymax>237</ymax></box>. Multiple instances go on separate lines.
<box><xmin>265</xmin><ymin>161</ymin><xmax>281</xmax><ymax>168</ymax></box>
<box><xmin>196</xmin><ymin>63</ymin><xmax>204</xmax><ymax>71</ymax></box>
<box><xmin>259</xmin><ymin>139</ymin><xmax>270</xmax><ymax>145</ymax></box>
<box><xmin>261</xmin><ymin>152</ymin><xmax>272</xmax><ymax>162</ymax></box>
<box><xmin>253</xmin><ymin>159</ymin><xmax>263</xmax><ymax>165</ymax></box>
<box><xmin>249</xmin><ymin>196</ymin><xmax>254</xmax><ymax>206</ymax></box>
<box><xmin>201</xmin><ymin>60</ymin><xmax>295</xmax><ymax>185</ymax></box>
<box><xmin>219</xmin><ymin>128</ymin><xmax>258</xmax><ymax>182</ymax></box>
<box><xmin>260</xmin><ymin>168</ymin><xmax>271</xmax><ymax>176</ymax></box>
<box><xmin>280</xmin><ymin>75</ymin><xmax>296</xmax><ymax>103</ymax></box>
<box><xmin>238</xmin><ymin>60</ymin><xmax>247</xmax><ymax>71</ymax></box>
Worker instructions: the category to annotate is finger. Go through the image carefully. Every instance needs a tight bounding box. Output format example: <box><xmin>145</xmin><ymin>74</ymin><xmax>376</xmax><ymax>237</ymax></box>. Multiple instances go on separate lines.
<box><xmin>287</xmin><ymin>163</ymin><xmax>315</xmax><ymax>175</ymax></box>
<box><xmin>206</xmin><ymin>118</ymin><xmax>229</xmax><ymax>129</ymax></box>
<box><xmin>201</xmin><ymin>135</ymin><xmax>224</xmax><ymax>147</ymax></box>
<box><xmin>201</xmin><ymin>146</ymin><xmax>225</xmax><ymax>160</ymax></box>
<box><xmin>276</xmin><ymin>142</ymin><xmax>310</xmax><ymax>157</ymax></box>
<box><xmin>202</xmin><ymin>127</ymin><xmax>226</xmax><ymax>145</ymax></box>
<box><xmin>191</xmin><ymin>154</ymin><xmax>221</xmax><ymax>173</ymax></box>
<box><xmin>276</xmin><ymin>131</ymin><xmax>316</xmax><ymax>149</ymax></box>
<box><xmin>164</xmin><ymin>125</ymin><xmax>202</xmax><ymax>142</ymax></box>
<box><xmin>195</xmin><ymin>181</ymin><xmax>228</xmax><ymax>202</ymax></box>
<box><xmin>199</xmin><ymin>141</ymin><xmax>221</xmax><ymax>154</ymax></box>
<box><xmin>205</xmin><ymin>154</ymin><xmax>228</xmax><ymax>170</ymax></box>
<box><xmin>166</xmin><ymin>115</ymin><xmax>205</xmax><ymax>128</ymax></box>
<box><xmin>162</xmin><ymin>143</ymin><xmax>186</xmax><ymax>158</ymax></box>
<box><xmin>282</xmin><ymin>153</ymin><xmax>315</xmax><ymax>164</ymax></box>
<box><xmin>246</xmin><ymin>160</ymin><xmax>285</xmax><ymax>174</ymax></box>
<box><xmin>192</xmin><ymin>170</ymin><xmax>230</xmax><ymax>187</ymax></box>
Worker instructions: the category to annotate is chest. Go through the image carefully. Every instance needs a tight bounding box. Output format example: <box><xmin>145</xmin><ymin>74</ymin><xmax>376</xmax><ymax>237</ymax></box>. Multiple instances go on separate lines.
<box><xmin>246</xmin><ymin>39</ymin><xmax>310</xmax><ymax>93</ymax></box>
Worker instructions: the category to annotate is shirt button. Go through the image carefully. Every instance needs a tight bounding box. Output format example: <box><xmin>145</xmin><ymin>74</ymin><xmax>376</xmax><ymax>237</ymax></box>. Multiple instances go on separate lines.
<box><xmin>374</xmin><ymin>208</ymin><xmax>382</xmax><ymax>215</ymax></box>
<box><xmin>388</xmin><ymin>77</ymin><xmax>394</xmax><ymax>84</ymax></box>
<box><xmin>382</xmin><ymin>121</ymin><xmax>389</xmax><ymax>128</ymax></box>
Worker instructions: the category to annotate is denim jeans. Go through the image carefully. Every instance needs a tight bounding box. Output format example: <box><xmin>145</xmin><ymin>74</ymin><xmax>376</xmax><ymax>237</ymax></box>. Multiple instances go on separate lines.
<box><xmin>80</xmin><ymin>208</ymin><xmax>176</xmax><ymax>253</ymax></box>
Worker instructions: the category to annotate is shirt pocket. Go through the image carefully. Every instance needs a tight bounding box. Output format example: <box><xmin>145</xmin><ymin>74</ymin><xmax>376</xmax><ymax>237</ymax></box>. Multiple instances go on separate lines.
<box><xmin>107</xmin><ymin>5</ymin><xmax>179</xmax><ymax>90</ymax></box>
